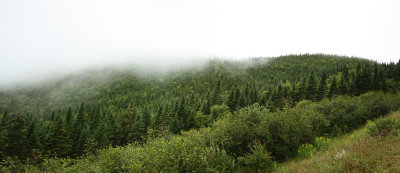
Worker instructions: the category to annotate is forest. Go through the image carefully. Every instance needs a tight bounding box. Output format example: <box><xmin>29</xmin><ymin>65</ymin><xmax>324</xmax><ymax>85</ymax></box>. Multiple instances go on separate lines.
<box><xmin>1</xmin><ymin>54</ymin><xmax>400</xmax><ymax>172</ymax></box>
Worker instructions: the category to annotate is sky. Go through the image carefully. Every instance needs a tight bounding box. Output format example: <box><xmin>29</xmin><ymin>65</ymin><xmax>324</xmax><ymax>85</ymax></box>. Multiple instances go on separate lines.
<box><xmin>0</xmin><ymin>0</ymin><xmax>399</xmax><ymax>86</ymax></box>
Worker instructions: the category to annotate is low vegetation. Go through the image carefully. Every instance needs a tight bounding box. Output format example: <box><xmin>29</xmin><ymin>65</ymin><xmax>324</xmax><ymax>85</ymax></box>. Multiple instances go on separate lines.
<box><xmin>278</xmin><ymin>112</ymin><xmax>400</xmax><ymax>172</ymax></box>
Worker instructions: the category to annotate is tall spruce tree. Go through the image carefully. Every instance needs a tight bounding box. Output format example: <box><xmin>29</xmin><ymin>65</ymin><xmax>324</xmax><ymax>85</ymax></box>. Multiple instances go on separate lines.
<box><xmin>5</xmin><ymin>113</ymin><xmax>27</xmax><ymax>159</ymax></box>
<box><xmin>317</xmin><ymin>70</ymin><xmax>327</xmax><ymax>101</ymax></box>
<box><xmin>305</xmin><ymin>74</ymin><xmax>317</xmax><ymax>101</ymax></box>
<box><xmin>328</xmin><ymin>76</ymin><xmax>337</xmax><ymax>99</ymax></box>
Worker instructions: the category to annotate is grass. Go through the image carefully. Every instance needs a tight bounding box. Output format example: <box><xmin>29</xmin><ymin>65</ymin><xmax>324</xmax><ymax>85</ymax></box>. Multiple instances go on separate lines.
<box><xmin>275</xmin><ymin>111</ymin><xmax>400</xmax><ymax>173</ymax></box>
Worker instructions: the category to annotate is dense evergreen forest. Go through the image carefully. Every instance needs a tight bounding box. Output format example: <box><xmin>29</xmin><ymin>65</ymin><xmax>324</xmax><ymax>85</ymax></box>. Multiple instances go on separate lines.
<box><xmin>1</xmin><ymin>54</ymin><xmax>400</xmax><ymax>172</ymax></box>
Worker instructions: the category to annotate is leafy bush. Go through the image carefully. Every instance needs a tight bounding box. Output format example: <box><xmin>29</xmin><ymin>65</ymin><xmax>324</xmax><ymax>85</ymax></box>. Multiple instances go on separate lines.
<box><xmin>367</xmin><ymin>118</ymin><xmax>400</xmax><ymax>137</ymax></box>
<box><xmin>238</xmin><ymin>141</ymin><xmax>273</xmax><ymax>172</ymax></box>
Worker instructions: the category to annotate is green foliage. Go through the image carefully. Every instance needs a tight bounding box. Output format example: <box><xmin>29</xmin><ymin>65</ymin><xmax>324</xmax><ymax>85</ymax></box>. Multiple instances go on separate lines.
<box><xmin>367</xmin><ymin>118</ymin><xmax>400</xmax><ymax>137</ymax></box>
<box><xmin>297</xmin><ymin>143</ymin><xmax>316</xmax><ymax>159</ymax></box>
<box><xmin>238</xmin><ymin>141</ymin><xmax>273</xmax><ymax>172</ymax></box>
<box><xmin>210</xmin><ymin>104</ymin><xmax>229</xmax><ymax>120</ymax></box>
<box><xmin>314</xmin><ymin>137</ymin><xmax>330</xmax><ymax>151</ymax></box>
<box><xmin>26</xmin><ymin>129</ymin><xmax>235</xmax><ymax>173</ymax></box>
<box><xmin>297</xmin><ymin>137</ymin><xmax>330</xmax><ymax>159</ymax></box>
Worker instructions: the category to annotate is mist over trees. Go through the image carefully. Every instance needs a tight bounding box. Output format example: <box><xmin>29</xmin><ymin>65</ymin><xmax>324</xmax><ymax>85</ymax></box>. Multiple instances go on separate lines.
<box><xmin>1</xmin><ymin>54</ymin><xmax>400</xmax><ymax>172</ymax></box>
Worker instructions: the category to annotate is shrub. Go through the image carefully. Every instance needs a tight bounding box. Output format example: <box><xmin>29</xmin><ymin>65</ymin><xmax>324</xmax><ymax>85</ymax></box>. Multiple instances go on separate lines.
<box><xmin>367</xmin><ymin>118</ymin><xmax>400</xmax><ymax>137</ymax></box>
<box><xmin>238</xmin><ymin>141</ymin><xmax>273</xmax><ymax>172</ymax></box>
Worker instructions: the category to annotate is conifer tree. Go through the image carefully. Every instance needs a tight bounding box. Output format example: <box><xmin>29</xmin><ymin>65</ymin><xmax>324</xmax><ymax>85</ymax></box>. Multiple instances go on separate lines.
<box><xmin>5</xmin><ymin>113</ymin><xmax>27</xmax><ymax>159</ymax></box>
<box><xmin>142</xmin><ymin>107</ymin><xmax>151</xmax><ymax>130</ymax></box>
<box><xmin>305</xmin><ymin>74</ymin><xmax>317</xmax><ymax>101</ymax></box>
<box><xmin>159</xmin><ymin>104</ymin><xmax>172</xmax><ymax>129</ymax></box>
<box><xmin>338</xmin><ymin>77</ymin><xmax>348</xmax><ymax>95</ymax></box>
<box><xmin>65</xmin><ymin>106</ymin><xmax>72</xmax><ymax>128</ymax></box>
<box><xmin>0</xmin><ymin>111</ymin><xmax>10</xmax><ymax>157</ymax></box>
<box><xmin>372</xmin><ymin>64</ymin><xmax>380</xmax><ymax>90</ymax></box>
<box><xmin>211</xmin><ymin>80</ymin><xmax>221</xmax><ymax>105</ymax></box>
<box><xmin>238</xmin><ymin>91</ymin><xmax>246</xmax><ymax>109</ymax></box>
<box><xmin>95</xmin><ymin>117</ymin><xmax>112</xmax><ymax>148</ymax></box>
<box><xmin>328</xmin><ymin>76</ymin><xmax>337</xmax><ymax>99</ymax></box>
<box><xmin>201</xmin><ymin>98</ymin><xmax>211</xmax><ymax>115</ymax></box>
<box><xmin>50</xmin><ymin>119</ymin><xmax>73</xmax><ymax>157</ymax></box>
<box><xmin>73</xmin><ymin>102</ymin><xmax>87</xmax><ymax>156</ymax></box>
<box><xmin>25</xmin><ymin>118</ymin><xmax>41</xmax><ymax>156</ymax></box>
<box><xmin>121</xmin><ymin>107</ymin><xmax>135</xmax><ymax>144</ymax></box>
<box><xmin>379</xmin><ymin>69</ymin><xmax>388</xmax><ymax>91</ymax></box>
<box><xmin>153</xmin><ymin>105</ymin><xmax>162</xmax><ymax>129</ymax></box>
<box><xmin>317</xmin><ymin>70</ymin><xmax>327</xmax><ymax>101</ymax></box>
<box><xmin>227</xmin><ymin>90</ymin><xmax>236</xmax><ymax>111</ymax></box>
<box><xmin>234</xmin><ymin>88</ymin><xmax>241</xmax><ymax>111</ymax></box>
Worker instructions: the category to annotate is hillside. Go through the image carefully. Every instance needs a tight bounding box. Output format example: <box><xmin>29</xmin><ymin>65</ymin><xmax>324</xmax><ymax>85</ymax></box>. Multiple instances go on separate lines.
<box><xmin>1</xmin><ymin>54</ymin><xmax>400</xmax><ymax>172</ymax></box>
<box><xmin>277</xmin><ymin>111</ymin><xmax>400</xmax><ymax>172</ymax></box>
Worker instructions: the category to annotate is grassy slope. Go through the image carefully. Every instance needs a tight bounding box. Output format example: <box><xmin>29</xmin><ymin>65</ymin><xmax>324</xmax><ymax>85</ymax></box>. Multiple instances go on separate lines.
<box><xmin>276</xmin><ymin>112</ymin><xmax>400</xmax><ymax>173</ymax></box>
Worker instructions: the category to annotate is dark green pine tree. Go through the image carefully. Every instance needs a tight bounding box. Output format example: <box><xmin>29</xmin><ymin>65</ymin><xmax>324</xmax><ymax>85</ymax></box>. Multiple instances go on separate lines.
<box><xmin>142</xmin><ymin>107</ymin><xmax>151</xmax><ymax>130</ymax></box>
<box><xmin>243</xmin><ymin>86</ymin><xmax>250</xmax><ymax>106</ymax></box>
<box><xmin>130</xmin><ymin>113</ymin><xmax>147</xmax><ymax>142</ymax></box>
<box><xmin>372</xmin><ymin>64</ymin><xmax>380</xmax><ymax>90</ymax></box>
<box><xmin>75</xmin><ymin>124</ymin><xmax>91</xmax><ymax>156</ymax></box>
<box><xmin>153</xmin><ymin>105</ymin><xmax>162</xmax><ymax>129</ymax></box>
<box><xmin>184</xmin><ymin>113</ymin><xmax>195</xmax><ymax>131</ymax></box>
<box><xmin>238</xmin><ymin>90</ymin><xmax>246</xmax><ymax>109</ymax></box>
<box><xmin>259</xmin><ymin>90</ymin><xmax>270</xmax><ymax>106</ymax></box>
<box><xmin>273</xmin><ymin>85</ymin><xmax>285</xmax><ymax>109</ymax></box>
<box><xmin>317</xmin><ymin>70</ymin><xmax>327</xmax><ymax>101</ymax></box>
<box><xmin>249</xmin><ymin>87</ymin><xmax>258</xmax><ymax>105</ymax></box>
<box><xmin>50</xmin><ymin>119</ymin><xmax>73</xmax><ymax>157</ymax></box>
<box><xmin>73</xmin><ymin>102</ymin><xmax>87</xmax><ymax>156</ymax></box>
<box><xmin>108</xmin><ymin>113</ymin><xmax>121</xmax><ymax>146</ymax></box>
<box><xmin>305</xmin><ymin>74</ymin><xmax>318</xmax><ymax>101</ymax></box>
<box><xmin>328</xmin><ymin>76</ymin><xmax>337</xmax><ymax>99</ymax></box>
<box><xmin>201</xmin><ymin>97</ymin><xmax>211</xmax><ymax>115</ymax></box>
<box><xmin>359</xmin><ymin>65</ymin><xmax>372</xmax><ymax>94</ymax></box>
<box><xmin>95</xmin><ymin>116</ymin><xmax>112</xmax><ymax>148</ymax></box>
<box><xmin>234</xmin><ymin>88</ymin><xmax>241</xmax><ymax>111</ymax></box>
<box><xmin>176</xmin><ymin>97</ymin><xmax>186</xmax><ymax>120</ymax></box>
<box><xmin>394</xmin><ymin>59</ymin><xmax>400</xmax><ymax>81</ymax></box>
<box><xmin>65</xmin><ymin>106</ymin><xmax>73</xmax><ymax>128</ymax></box>
<box><xmin>89</xmin><ymin>107</ymin><xmax>101</xmax><ymax>132</ymax></box>
<box><xmin>121</xmin><ymin>107</ymin><xmax>135</xmax><ymax>145</ymax></box>
<box><xmin>159</xmin><ymin>104</ymin><xmax>172</xmax><ymax>129</ymax></box>
<box><xmin>349</xmin><ymin>73</ymin><xmax>358</xmax><ymax>96</ymax></box>
<box><xmin>5</xmin><ymin>113</ymin><xmax>27</xmax><ymax>159</ymax></box>
<box><xmin>379</xmin><ymin>69</ymin><xmax>388</xmax><ymax>91</ymax></box>
<box><xmin>170</xmin><ymin>113</ymin><xmax>182</xmax><ymax>134</ymax></box>
<box><xmin>294</xmin><ymin>78</ymin><xmax>306</xmax><ymax>102</ymax></box>
<box><xmin>211</xmin><ymin>80</ymin><xmax>222</xmax><ymax>105</ymax></box>
<box><xmin>338</xmin><ymin>77</ymin><xmax>348</xmax><ymax>95</ymax></box>
<box><xmin>25</xmin><ymin>117</ymin><xmax>41</xmax><ymax>157</ymax></box>
<box><xmin>0</xmin><ymin>111</ymin><xmax>10</xmax><ymax>158</ymax></box>
<box><xmin>227</xmin><ymin>90</ymin><xmax>237</xmax><ymax>111</ymax></box>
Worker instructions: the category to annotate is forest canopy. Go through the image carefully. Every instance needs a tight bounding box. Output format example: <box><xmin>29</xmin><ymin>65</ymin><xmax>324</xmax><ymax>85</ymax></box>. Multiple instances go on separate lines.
<box><xmin>1</xmin><ymin>54</ymin><xmax>400</xmax><ymax>172</ymax></box>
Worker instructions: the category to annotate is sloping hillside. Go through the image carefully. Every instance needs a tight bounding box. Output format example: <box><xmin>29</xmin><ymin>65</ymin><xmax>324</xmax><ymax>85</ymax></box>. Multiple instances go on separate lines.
<box><xmin>277</xmin><ymin>112</ymin><xmax>400</xmax><ymax>172</ymax></box>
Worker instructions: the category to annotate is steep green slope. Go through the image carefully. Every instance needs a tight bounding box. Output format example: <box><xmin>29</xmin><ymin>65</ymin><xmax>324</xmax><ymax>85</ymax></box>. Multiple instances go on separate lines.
<box><xmin>277</xmin><ymin>111</ymin><xmax>400</xmax><ymax>172</ymax></box>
